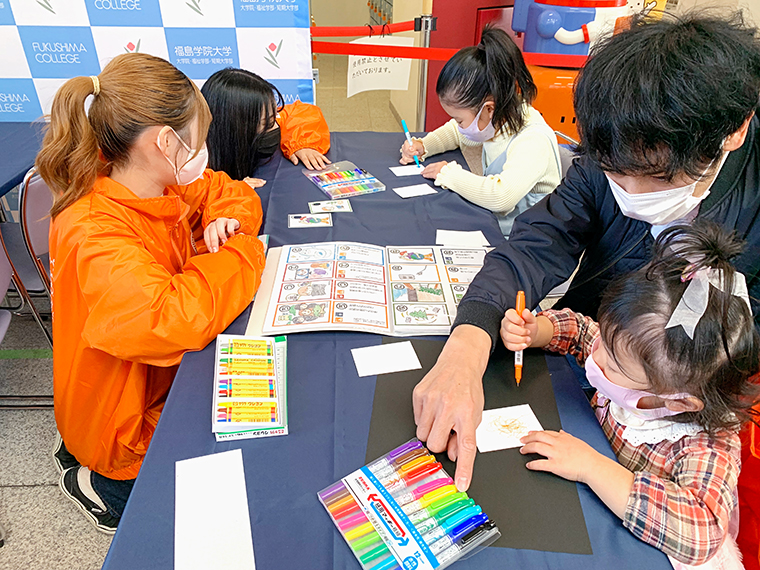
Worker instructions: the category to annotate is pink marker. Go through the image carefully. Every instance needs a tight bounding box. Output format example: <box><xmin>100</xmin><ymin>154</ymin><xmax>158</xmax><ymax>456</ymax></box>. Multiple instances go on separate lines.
<box><xmin>392</xmin><ymin>476</ymin><xmax>453</xmax><ymax>506</ymax></box>
<box><xmin>338</xmin><ymin>511</ymin><xmax>368</xmax><ymax>531</ymax></box>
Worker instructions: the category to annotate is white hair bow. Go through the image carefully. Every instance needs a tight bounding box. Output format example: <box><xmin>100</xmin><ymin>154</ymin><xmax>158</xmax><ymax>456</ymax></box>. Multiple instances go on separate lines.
<box><xmin>665</xmin><ymin>268</ymin><xmax>751</xmax><ymax>339</ymax></box>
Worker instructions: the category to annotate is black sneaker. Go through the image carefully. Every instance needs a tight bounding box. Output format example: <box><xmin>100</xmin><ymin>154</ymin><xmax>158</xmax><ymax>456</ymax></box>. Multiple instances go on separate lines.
<box><xmin>52</xmin><ymin>432</ymin><xmax>80</xmax><ymax>474</ymax></box>
<box><xmin>59</xmin><ymin>466</ymin><xmax>119</xmax><ymax>535</ymax></box>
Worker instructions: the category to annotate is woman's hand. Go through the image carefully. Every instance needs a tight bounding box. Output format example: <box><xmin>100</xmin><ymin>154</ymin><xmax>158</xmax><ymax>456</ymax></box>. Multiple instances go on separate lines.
<box><xmin>243</xmin><ymin>177</ymin><xmax>267</xmax><ymax>189</ymax></box>
<box><xmin>292</xmin><ymin>148</ymin><xmax>331</xmax><ymax>170</ymax></box>
<box><xmin>400</xmin><ymin>139</ymin><xmax>425</xmax><ymax>165</ymax></box>
<box><xmin>204</xmin><ymin>218</ymin><xmax>240</xmax><ymax>253</ymax></box>
<box><xmin>422</xmin><ymin>161</ymin><xmax>447</xmax><ymax>180</ymax></box>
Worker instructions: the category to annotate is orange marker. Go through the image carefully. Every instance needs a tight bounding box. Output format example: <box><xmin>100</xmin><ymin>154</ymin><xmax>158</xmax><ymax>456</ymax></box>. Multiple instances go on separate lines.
<box><xmin>515</xmin><ymin>290</ymin><xmax>525</xmax><ymax>386</ymax></box>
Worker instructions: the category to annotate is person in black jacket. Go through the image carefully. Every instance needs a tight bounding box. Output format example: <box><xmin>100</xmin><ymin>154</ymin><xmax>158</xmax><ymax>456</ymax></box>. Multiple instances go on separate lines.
<box><xmin>413</xmin><ymin>11</ymin><xmax>760</xmax><ymax>496</ymax></box>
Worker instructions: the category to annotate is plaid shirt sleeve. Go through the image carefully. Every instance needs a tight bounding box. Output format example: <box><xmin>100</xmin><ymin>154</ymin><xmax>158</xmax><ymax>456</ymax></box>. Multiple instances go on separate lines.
<box><xmin>623</xmin><ymin>433</ymin><xmax>740</xmax><ymax>565</ymax></box>
<box><xmin>542</xmin><ymin>308</ymin><xmax>600</xmax><ymax>366</ymax></box>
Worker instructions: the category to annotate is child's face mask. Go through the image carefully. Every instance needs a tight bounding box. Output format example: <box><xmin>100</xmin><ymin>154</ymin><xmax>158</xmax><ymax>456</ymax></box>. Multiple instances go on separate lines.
<box><xmin>456</xmin><ymin>104</ymin><xmax>496</xmax><ymax>143</ymax></box>
<box><xmin>585</xmin><ymin>339</ymin><xmax>690</xmax><ymax>420</ymax></box>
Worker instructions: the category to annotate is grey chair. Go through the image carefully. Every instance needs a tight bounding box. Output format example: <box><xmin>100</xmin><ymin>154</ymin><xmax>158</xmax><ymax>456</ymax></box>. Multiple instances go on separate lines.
<box><xmin>0</xmin><ymin>168</ymin><xmax>54</xmax><ymax>348</ymax></box>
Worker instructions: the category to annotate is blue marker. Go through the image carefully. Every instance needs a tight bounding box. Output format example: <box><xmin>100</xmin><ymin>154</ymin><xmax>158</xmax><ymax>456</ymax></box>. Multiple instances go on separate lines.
<box><xmin>431</xmin><ymin>519</ymin><xmax>496</xmax><ymax>562</ymax></box>
<box><xmin>368</xmin><ymin>554</ymin><xmax>399</xmax><ymax>570</ymax></box>
<box><xmin>401</xmin><ymin>119</ymin><xmax>422</xmax><ymax>169</ymax></box>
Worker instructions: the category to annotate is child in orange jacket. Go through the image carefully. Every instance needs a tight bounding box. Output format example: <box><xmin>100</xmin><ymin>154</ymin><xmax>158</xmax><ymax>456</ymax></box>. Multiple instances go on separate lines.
<box><xmin>36</xmin><ymin>53</ymin><xmax>266</xmax><ymax>534</ymax></box>
<box><xmin>202</xmin><ymin>68</ymin><xmax>331</xmax><ymax>188</ymax></box>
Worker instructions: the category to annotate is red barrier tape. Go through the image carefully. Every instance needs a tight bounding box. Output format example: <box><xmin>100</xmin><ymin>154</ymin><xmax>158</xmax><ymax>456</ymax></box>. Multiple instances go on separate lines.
<box><xmin>311</xmin><ymin>40</ymin><xmax>458</xmax><ymax>61</ymax></box>
<box><xmin>310</xmin><ymin>21</ymin><xmax>415</xmax><ymax>37</ymax></box>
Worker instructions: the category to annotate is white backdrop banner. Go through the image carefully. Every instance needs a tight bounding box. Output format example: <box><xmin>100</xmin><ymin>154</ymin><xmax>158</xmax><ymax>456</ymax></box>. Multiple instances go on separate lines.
<box><xmin>0</xmin><ymin>0</ymin><xmax>313</xmax><ymax>121</ymax></box>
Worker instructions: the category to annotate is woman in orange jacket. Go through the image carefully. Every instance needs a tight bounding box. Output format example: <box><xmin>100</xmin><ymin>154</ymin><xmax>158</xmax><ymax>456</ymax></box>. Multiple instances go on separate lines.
<box><xmin>201</xmin><ymin>67</ymin><xmax>331</xmax><ymax>187</ymax></box>
<box><xmin>36</xmin><ymin>53</ymin><xmax>266</xmax><ymax>534</ymax></box>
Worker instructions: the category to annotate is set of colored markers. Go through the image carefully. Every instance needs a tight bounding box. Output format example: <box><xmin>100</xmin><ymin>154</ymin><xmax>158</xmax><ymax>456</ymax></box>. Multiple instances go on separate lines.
<box><xmin>212</xmin><ymin>335</ymin><xmax>288</xmax><ymax>442</ymax></box>
<box><xmin>303</xmin><ymin>160</ymin><xmax>386</xmax><ymax>199</ymax></box>
<box><xmin>318</xmin><ymin>439</ymin><xmax>500</xmax><ymax>570</ymax></box>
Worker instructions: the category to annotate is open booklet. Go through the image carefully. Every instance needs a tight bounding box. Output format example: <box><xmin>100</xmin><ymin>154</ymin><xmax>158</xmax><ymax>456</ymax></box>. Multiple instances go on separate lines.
<box><xmin>246</xmin><ymin>241</ymin><xmax>489</xmax><ymax>337</ymax></box>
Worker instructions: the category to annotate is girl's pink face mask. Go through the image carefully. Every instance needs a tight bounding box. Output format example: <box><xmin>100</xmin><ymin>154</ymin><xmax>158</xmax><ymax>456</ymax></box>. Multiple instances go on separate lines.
<box><xmin>585</xmin><ymin>339</ymin><xmax>690</xmax><ymax>420</ymax></box>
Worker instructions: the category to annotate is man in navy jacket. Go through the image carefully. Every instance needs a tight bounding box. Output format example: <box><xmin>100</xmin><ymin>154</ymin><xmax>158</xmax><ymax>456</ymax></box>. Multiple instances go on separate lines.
<box><xmin>413</xmin><ymin>12</ymin><xmax>760</xmax><ymax>501</ymax></box>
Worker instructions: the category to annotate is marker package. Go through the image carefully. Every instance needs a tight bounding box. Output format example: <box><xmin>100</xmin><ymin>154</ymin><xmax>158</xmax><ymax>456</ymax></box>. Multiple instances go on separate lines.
<box><xmin>318</xmin><ymin>439</ymin><xmax>500</xmax><ymax>570</ymax></box>
<box><xmin>303</xmin><ymin>160</ymin><xmax>386</xmax><ymax>199</ymax></box>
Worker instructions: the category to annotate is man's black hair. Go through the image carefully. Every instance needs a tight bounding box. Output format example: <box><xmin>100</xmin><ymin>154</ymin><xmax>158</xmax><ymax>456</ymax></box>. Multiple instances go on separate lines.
<box><xmin>574</xmin><ymin>11</ymin><xmax>760</xmax><ymax>180</ymax></box>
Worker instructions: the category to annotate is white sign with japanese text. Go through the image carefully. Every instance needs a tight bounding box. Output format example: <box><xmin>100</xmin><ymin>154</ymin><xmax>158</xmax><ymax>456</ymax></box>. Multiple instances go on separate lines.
<box><xmin>347</xmin><ymin>34</ymin><xmax>414</xmax><ymax>98</ymax></box>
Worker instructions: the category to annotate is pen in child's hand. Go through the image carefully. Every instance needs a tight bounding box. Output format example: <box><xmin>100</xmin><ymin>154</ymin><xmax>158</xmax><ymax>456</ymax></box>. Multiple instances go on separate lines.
<box><xmin>515</xmin><ymin>291</ymin><xmax>525</xmax><ymax>386</ymax></box>
<box><xmin>401</xmin><ymin>119</ymin><xmax>422</xmax><ymax>169</ymax></box>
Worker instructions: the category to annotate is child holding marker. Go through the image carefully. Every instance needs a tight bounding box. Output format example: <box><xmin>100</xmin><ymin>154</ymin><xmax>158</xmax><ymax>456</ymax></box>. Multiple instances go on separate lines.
<box><xmin>202</xmin><ymin>67</ymin><xmax>331</xmax><ymax>188</ymax></box>
<box><xmin>503</xmin><ymin>221</ymin><xmax>759</xmax><ymax>568</ymax></box>
<box><xmin>37</xmin><ymin>53</ymin><xmax>266</xmax><ymax>533</ymax></box>
<box><xmin>399</xmin><ymin>26</ymin><xmax>561</xmax><ymax>237</ymax></box>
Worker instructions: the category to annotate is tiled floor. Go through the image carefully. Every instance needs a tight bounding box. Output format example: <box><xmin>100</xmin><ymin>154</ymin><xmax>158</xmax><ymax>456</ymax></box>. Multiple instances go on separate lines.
<box><xmin>0</xmin><ymin>313</ymin><xmax>113</xmax><ymax>570</ymax></box>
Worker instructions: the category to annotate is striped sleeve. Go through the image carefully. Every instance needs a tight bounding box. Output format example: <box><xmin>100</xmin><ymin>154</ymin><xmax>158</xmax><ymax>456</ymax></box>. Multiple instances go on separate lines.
<box><xmin>623</xmin><ymin>434</ymin><xmax>740</xmax><ymax>565</ymax></box>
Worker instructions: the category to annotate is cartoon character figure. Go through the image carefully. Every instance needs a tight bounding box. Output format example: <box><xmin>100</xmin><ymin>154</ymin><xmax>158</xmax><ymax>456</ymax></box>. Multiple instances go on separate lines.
<box><xmin>287</xmin><ymin>303</ymin><xmax>326</xmax><ymax>324</ymax></box>
<box><xmin>398</xmin><ymin>250</ymin><xmax>434</xmax><ymax>262</ymax></box>
<box><xmin>512</xmin><ymin>0</ymin><xmax>633</xmax><ymax>67</ymax></box>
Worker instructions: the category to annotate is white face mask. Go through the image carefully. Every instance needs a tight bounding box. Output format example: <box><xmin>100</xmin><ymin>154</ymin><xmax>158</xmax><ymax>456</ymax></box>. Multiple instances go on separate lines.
<box><xmin>457</xmin><ymin>104</ymin><xmax>496</xmax><ymax>143</ymax></box>
<box><xmin>157</xmin><ymin>127</ymin><xmax>208</xmax><ymax>186</ymax></box>
<box><xmin>605</xmin><ymin>152</ymin><xmax>727</xmax><ymax>226</ymax></box>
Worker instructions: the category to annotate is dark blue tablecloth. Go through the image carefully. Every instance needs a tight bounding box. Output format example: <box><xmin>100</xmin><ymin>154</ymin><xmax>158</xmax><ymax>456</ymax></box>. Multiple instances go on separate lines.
<box><xmin>0</xmin><ymin>122</ymin><xmax>44</xmax><ymax>197</ymax></box>
<box><xmin>102</xmin><ymin>132</ymin><xmax>669</xmax><ymax>570</ymax></box>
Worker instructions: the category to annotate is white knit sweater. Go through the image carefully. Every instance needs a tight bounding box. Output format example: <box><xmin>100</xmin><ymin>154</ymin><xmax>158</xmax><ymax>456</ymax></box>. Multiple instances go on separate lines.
<box><xmin>419</xmin><ymin>105</ymin><xmax>561</xmax><ymax>216</ymax></box>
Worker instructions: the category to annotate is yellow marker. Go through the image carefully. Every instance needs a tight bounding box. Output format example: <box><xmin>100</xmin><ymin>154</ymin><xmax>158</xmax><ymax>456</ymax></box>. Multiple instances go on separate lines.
<box><xmin>344</xmin><ymin>521</ymin><xmax>375</xmax><ymax>542</ymax></box>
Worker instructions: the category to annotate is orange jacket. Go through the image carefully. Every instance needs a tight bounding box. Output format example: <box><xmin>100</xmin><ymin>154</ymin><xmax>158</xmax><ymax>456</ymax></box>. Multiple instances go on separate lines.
<box><xmin>277</xmin><ymin>101</ymin><xmax>331</xmax><ymax>159</ymax></box>
<box><xmin>50</xmin><ymin>170</ymin><xmax>265</xmax><ymax>480</ymax></box>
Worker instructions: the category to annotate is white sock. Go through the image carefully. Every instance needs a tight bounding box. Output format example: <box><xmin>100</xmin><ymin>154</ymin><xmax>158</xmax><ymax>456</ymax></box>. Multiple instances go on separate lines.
<box><xmin>76</xmin><ymin>467</ymin><xmax>108</xmax><ymax>512</ymax></box>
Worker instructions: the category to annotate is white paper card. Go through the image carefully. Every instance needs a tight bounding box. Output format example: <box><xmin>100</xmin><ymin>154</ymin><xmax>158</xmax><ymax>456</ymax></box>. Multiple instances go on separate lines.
<box><xmin>393</xmin><ymin>184</ymin><xmax>437</xmax><ymax>199</ymax></box>
<box><xmin>390</xmin><ymin>164</ymin><xmax>425</xmax><ymax>177</ymax></box>
<box><xmin>288</xmin><ymin>213</ymin><xmax>333</xmax><ymax>228</ymax></box>
<box><xmin>351</xmin><ymin>341</ymin><xmax>422</xmax><ymax>377</ymax></box>
<box><xmin>308</xmin><ymin>199</ymin><xmax>353</xmax><ymax>213</ymax></box>
<box><xmin>175</xmin><ymin>449</ymin><xmax>256</xmax><ymax>570</ymax></box>
<box><xmin>436</xmin><ymin>229</ymin><xmax>490</xmax><ymax>247</ymax></box>
<box><xmin>347</xmin><ymin>35</ymin><xmax>415</xmax><ymax>98</ymax></box>
<box><xmin>476</xmin><ymin>404</ymin><xmax>544</xmax><ymax>453</ymax></box>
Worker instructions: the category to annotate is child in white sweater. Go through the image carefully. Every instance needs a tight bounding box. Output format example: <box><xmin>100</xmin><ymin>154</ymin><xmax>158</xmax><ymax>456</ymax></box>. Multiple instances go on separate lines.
<box><xmin>400</xmin><ymin>27</ymin><xmax>561</xmax><ymax>237</ymax></box>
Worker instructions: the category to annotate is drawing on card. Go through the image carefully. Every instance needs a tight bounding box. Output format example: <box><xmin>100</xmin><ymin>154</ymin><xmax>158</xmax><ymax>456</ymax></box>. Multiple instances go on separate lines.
<box><xmin>287</xmin><ymin>245</ymin><xmax>336</xmax><ymax>262</ymax></box>
<box><xmin>280</xmin><ymin>281</ymin><xmax>332</xmax><ymax>303</ymax></box>
<box><xmin>393</xmin><ymin>304</ymin><xmax>451</xmax><ymax>326</ymax></box>
<box><xmin>392</xmin><ymin>283</ymin><xmax>444</xmax><ymax>303</ymax></box>
<box><xmin>283</xmin><ymin>262</ymin><xmax>334</xmax><ymax>282</ymax></box>
<box><xmin>476</xmin><ymin>404</ymin><xmax>544</xmax><ymax>453</ymax></box>
<box><xmin>389</xmin><ymin>264</ymin><xmax>441</xmax><ymax>282</ymax></box>
<box><xmin>387</xmin><ymin>248</ymin><xmax>435</xmax><ymax>264</ymax></box>
<box><xmin>274</xmin><ymin>303</ymin><xmax>329</xmax><ymax>326</ymax></box>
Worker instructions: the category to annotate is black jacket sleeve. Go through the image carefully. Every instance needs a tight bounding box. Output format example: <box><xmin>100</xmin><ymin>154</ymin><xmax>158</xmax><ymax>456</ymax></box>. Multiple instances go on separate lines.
<box><xmin>452</xmin><ymin>155</ymin><xmax>605</xmax><ymax>349</ymax></box>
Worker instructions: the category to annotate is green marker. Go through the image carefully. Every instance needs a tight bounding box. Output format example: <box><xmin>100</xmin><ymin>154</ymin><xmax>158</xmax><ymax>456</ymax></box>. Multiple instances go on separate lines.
<box><xmin>359</xmin><ymin>542</ymin><xmax>390</xmax><ymax>564</ymax></box>
<box><xmin>413</xmin><ymin>499</ymin><xmax>476</xmax><ymax>534</ymax></box>
<box><xmin>407</xmin><ymin>491</ymin><xmax>469</xmax><ymax>524</ymax></box>
<box><xmin>351</xmin><ymin>529</ymin><xmax>384</xmax><ymax>552</ymax></box>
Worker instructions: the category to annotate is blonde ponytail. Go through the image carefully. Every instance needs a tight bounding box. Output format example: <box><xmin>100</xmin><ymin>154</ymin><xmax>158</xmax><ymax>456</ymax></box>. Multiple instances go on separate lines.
<box><xmin>36</xmin><ymin>76</ymin><xmax>100</xmax><ymax>218</ymax></box>
<box><xmin>36</xmin><ymin>53</ymin><xmax>211</xmax><ymax>219</ymax></box>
